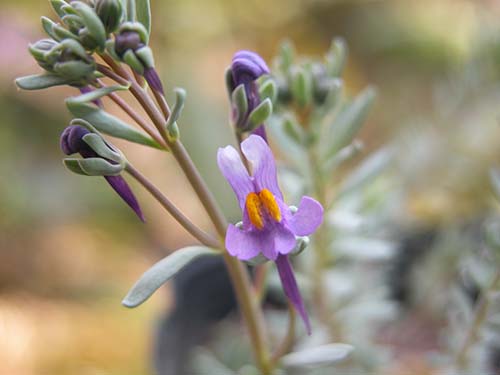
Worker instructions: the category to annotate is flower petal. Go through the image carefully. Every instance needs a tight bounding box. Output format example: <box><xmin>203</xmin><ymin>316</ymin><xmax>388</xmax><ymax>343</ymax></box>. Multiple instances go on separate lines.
<box><xmin>104</xmin><ymin>175</ymin><xmax>145</xmax><ymax>222</ymax></box>
<box><xmin>241</xmin><ymin>135</ymin><xmax>283</xmax><ymax>200</ymax></box>
<box><xmin>225</xmin><ymin>224</ymin><xmax>261</xmax><ymax>260</ymax></box>
<box><xmin>275</xmin><ymin>254</ymin><xmax>311</xmax><ymax>335</ymax></box>
<box><xmin>288</xmin><ymin>196</ymin><xmax>324</xmax><ymax>236</ymax></box>
<box><xmin>217</xmin><ymin>145</ymin><xmax>254</xmax><ymax>209</ymax></box>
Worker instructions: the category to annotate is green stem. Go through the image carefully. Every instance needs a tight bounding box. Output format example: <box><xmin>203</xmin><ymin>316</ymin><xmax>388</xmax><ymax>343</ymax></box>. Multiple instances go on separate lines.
<box><xmin>125</xmin><ymin>163</ymin><xmax>219</xmax><ymax>248</ymax></box>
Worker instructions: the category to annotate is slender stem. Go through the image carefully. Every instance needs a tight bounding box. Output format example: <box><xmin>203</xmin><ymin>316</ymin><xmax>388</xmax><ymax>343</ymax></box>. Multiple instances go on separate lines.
<box><xmin>152</xmin><ymin>88</ymin><xmax>171</xmax><ymax>119</ymax></box>
<box><xmin>271</xmin><ymin>305</ymin><xmax>296</xmax><ymax>365</ymax></box>
<box><xmin>97</xmin><ymin>64</ymin><xmax>130</xmax><ymax>86</ymax></box>
<box><xmin>95</xmin><ymin>79</ymin><xmax>168</xmax><ymax>149</ymax></box>
<box><xmin>454</xmin><ymin>271</ymin><xmax>500</xmax><ymax>370</ymax></box>
<box><xmin>125</xmin><ymin>163</ymin><xmax>219</xmax><ymax>248</ymax></box>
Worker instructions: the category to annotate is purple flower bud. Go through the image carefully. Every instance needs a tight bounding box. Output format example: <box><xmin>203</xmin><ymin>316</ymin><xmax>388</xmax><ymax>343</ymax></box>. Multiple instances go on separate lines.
<box><xmin>230</xmin><ymin>51</ymin><xmax>270</xmax><ymax>140</ymax></box>
<box><xmin>115</xmin><ymin>31</ymin><xmax>144</xmax><ymax>57</ymax></box>
<box><xmin>60</xmin><ymin>125</ymin><xmax>94</xmax><ymax>157</ymax></box>
<box><xmin>231</xmin><ymin>50</ymin><xmax>270</xmax><ymax>87</ymax></box>
<box><xmin>144</xmin><ymin>67</ymin><xmax>164</xmax><ymax>95</ymax></box>
<box><xmin>60</xmin><ymin>125</ymin><xmax>144</xmax><ymax>221</ymax></box>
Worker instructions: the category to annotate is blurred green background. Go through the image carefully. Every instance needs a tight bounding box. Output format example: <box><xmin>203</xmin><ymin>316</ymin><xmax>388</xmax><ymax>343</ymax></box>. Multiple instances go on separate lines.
<box><xmin>2</xmin><ymin>0</ymin><xmax>500</xmax><ymax>374</ymax></box>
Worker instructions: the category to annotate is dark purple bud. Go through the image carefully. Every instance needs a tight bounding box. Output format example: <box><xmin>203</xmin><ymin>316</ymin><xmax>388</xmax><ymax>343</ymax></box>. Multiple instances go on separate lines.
<box><xmin>115</xmin><ymin>31</ymin><xmax>144</xmax><ymax>57</ymax></box>
<box><xmin>275</xmin><ymin>254</ymin><xmax>311</xmax><ymax>335</ymax></box>
<box><xmin>60</xmin><ymin>125</ymin><xmax>145</xmax><ymax>221</ymax></box>
<box><xmin>79</xmin><ymin>86</ymin><xmax>103</xmax><ymax>108</ymax></box>
<box><xmin>60</xmin><ymin>125</ymin><xmax>94</xmax><ymax>157</ymax></box>
<box><xmin>105</xmin><ymin>175</ymin><xmax>145</xmax><ymax>222</ymax></box>
<box><xmin>231</xmin><ymin>50</ymin><xmax>270</xmax><ymax>87</ymax></box>
<box><xmin>144</xmin><ymin>67</ymin><xmax>164</xmax><ymax>94</ymax></box>
<box><xmin>230</xmin><ymin>51</ymin><xmax>271</xmax><ymax>138</ymax></box>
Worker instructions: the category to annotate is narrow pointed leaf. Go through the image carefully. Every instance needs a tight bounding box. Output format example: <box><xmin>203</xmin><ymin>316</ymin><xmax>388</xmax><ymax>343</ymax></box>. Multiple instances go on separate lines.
<box><xmin>123</xmin><ymin>246</ymin><xmax>220</xmax><ymax>307</ymax></box>
<box><xmin>325</xmin><ymin>86</ymin><xmax>376</xmax><ymax>159</ymax></box>
<box><xmin>338</xmin><ymin>147</ymin><xmax>393</xmax><ymax>197</ymax></box>
<box><xmin>281</xmin><ymin>344</ymin><xmax>353</xmax><ymax>369</ymax></box>
<box><xmin>136</xmin><ymin>0</ymin><xmax>151</xmax><ymax>35</ymax></box>
<box><xmin>15</xmin><ymin>74</ymin><xmax>70</xmax><ymax>90</ymax></box>
<box><xmin>66</xmin><ymin>101</ymin><xmax>161</xmax><ymax>149</ymax></box>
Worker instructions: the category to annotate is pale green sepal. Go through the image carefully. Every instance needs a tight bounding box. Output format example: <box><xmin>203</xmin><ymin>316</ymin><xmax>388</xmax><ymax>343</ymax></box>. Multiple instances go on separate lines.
<box><xmin>291</xmin><ymin>67</ymin><xmax>313</xmax><ymax>107</ymax></box>
<box><xmin>123</xmin><ymin>49</ymin><xmax>144</xmax><ymax>74</ymax></box>
<box><xmin>72</xmin><ymin>1</ymin><xmax>107</xmax><ymax>50</ymax></box>
<box><xmin>120</xmin><ymin>21</ymin><xmax>149</xmax><ymax>44</ymax></box>
<box><xmin>278</xmin><ymin>39</ymin><xmax>295</xmax><ymax>74</ymax></box>
<box><xmin>259</xmin><ymin>78</ymin><xmax>277</xmax><ymax>104</ymax></box>
<box><xmin>53</xmin><ymin>23</ymin><xmax>79</xmax><ymax>41</ymax></box>
<box><xmin>247</xmin><ymin>98</ymin><xmax>272</xmax><ymax>130</ymax></box>
<box><xmin>122</xmin><ymin>246</ymin><xmax>220</xmax><ymax>308</ymax></box>
<box><xmin>231</xmin><ymin>83</ymin><xmax>248</xmax><ymax>127</ymax></box>
<box><xmin>135</xmin><ymin>46</ymin><xmax>154</xmax><ymax>68</ymax></box>
<box><xmin>78</xmin><ymin>157</ymin><xmax>123</xmax><ymax>176</ymax></box>
<box><xmin>326</xmin><ymin>37</ymin><xmax>347</xmax><ymax>78</ymax></box>
<box><xmin>50</xmin><ymin>0</ymin><xmax>67</xmax><ymax>18</ymax></box>
<box><xmin>41</xmin><ymin>17</ymin><xmax>62</xmax><ymax>41</ymax></box>
<box><xmin>82</xmin><ymin>133</ymin><xmax>122</xmax><ymax>163</ymax></box>
<box><xmin>57</xmin><ymin>38</ymin><xmax>88</xmax><ymax>60</ymax></box>
<box><xmin>136</xmin><ymin>0</ymin><xmax>151</xmax><ymax>36</ymax></box>
<box><xmin>53</xmin><ymin>60</ymin><xmax>94</xmax><ymax>81</ymax></box>
<box><xmin>15</xmin><ymin>74</ymin><xmax>70</xmax><ymax>90</ymax></box>
<box><xmin>63</xmin><ymin>159</ymin><xmax>88</xmax><ymax>175</ymax></box>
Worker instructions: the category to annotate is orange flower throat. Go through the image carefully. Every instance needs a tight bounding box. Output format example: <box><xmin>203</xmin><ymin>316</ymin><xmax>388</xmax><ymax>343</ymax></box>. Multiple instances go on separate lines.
<box><xmin>245</xmin><ymin>189</ymin><xmax>281</xmax><ymax>229</ymax></box>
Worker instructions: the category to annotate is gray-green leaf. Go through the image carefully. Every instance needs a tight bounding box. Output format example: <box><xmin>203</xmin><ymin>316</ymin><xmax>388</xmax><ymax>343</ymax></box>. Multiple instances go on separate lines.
<box><xmin>66</xmin><ymin>100</ymin><xmax>161</xmax><ymax>149</ymax></box>
<box><xmin>281</xmin><ymin>344</ymin><xmax>353</xmax><ymax>370</ymax></box>
<box><xmin>136</xmin><ymin>0</ymin><xmax>151</xmax><ymax>35</ymax></box>
<box><xmin>324</xmin><ymin>86</ymin><xmax>376</xmax><ymax>159</ymax></box>
<box><xmin>15</xmin><ymin>74</ymin><xmax>70</xmax><ymax>90</ymax></box>
<box><xmin>122</xmin><ymin>246</ymin><xmax>220</xmax><ymax>308</ymax></box>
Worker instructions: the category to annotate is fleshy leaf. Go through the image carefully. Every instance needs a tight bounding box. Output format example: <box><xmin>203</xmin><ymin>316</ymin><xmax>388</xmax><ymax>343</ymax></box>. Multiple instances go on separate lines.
<box><xmin>281</xmin><ymin>344</ymin><xmax>353</xmax><ymax>369</ymax></box>
<box><xmin>122</xmin><ymin>246</ymin><xmax>220</xmax><ymax>308</ymax></box>
<box><xmin>324</xmin><ymin>86</ymin><xmax>376</xmax><ymax>159</ymax></box>
<box><xmin>15</xmin><ymin>74</ymin><xmax>70</xmax><ymax>90</ymax></box>
<box><xmin>66</xmin><ymin>100</ymin><xmax>161</xmax><ymax>149</ymax></box>
<box><xmin>246</xmin><ymin>98</ymin><xmax>272</xmax><ymax>130</ymax></box>
<box><xmin>136</xmin><ymin>0</ymin><xmax>151</xmax><ymax>35</ymax></box>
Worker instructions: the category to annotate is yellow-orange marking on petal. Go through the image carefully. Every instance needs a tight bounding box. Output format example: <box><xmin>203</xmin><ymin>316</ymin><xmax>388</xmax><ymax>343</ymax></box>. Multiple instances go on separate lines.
<box><xmin>245</xmin><ymin>192</ymin><xmax>264</xmax><ymax>229</ymax></box>
<box><xmin>259</xmin><ymin>189</ymin><xmax>281</xmax><ymax>222</ymax></box>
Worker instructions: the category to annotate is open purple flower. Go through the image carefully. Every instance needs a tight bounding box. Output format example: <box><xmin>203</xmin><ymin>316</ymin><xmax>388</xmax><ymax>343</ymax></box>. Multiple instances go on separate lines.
<box><xmin>61</xmin><ymin>125</ymin><xmax>144</xmax><ymax>221</ymax></box>
<box><xmin>217</xmin><ymin>134</ymin><xmax>323</xmax><ymax>333</ymax></box>
<box><xmin>231</xmin><ymin>50</ymin><xmax>270</xmax><ymax>139</ymax></box>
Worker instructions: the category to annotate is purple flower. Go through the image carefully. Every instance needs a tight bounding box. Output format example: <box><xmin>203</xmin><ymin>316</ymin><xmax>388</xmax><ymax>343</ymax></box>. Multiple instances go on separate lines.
<box><xmin>61</xmin><ymin>125</ymin><xmax>144</xmax><ymax>221</ymax></box>
<box><xmin>231</xmin><ymin>50</ymin><xmax>270</xmax><ymax>139</ymax></box>
<box><xmin>217</xmin><ymin>134</ymin><xmax>323</xmax><ymax>334</ymax></box>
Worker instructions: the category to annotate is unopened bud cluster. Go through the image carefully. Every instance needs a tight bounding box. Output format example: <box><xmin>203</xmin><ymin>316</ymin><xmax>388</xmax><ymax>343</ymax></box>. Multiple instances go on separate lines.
<box><xmin>20</xmin><ymin>0</ymin><xmax>161</xmax><ymax>91</ymax></box>
<box><xmin>273</xmin><ymin>39</ymin><xmax>346</xmax><ymax>108</ymax></box>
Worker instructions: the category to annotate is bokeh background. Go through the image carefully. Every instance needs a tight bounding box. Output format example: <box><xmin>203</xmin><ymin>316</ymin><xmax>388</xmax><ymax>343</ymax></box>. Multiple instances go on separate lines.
<box><xmin>2</xmin><ymin>0</ymin><xmax>500</xmax><ymax>374</ymax></box>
